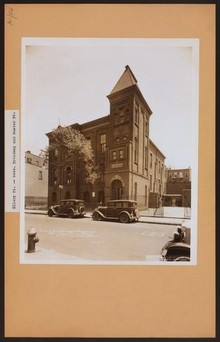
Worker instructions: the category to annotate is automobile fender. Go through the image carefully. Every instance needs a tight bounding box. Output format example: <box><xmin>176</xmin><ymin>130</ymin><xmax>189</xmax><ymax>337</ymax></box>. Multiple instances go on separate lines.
<box><xmin>93</xmin><ymin>209</ymin><xmax>106</xmax><ymax>219</ymax></box>
<box><xmin>49</xmin><ymin>206</ymin><xmax>59</xmax><ymax>215</ymax></box>
<box><xmin>119</xmin><ymin>210</ymin><xmax>131</xmax><ymax>218</ymax></box>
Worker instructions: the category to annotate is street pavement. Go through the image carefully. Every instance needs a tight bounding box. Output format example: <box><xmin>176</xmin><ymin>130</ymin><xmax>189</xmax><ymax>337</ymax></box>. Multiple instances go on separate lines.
<box><xmin>21</xmin><ymin>208</ymin><xmax>192</xmax><ymax>264</ymax></box>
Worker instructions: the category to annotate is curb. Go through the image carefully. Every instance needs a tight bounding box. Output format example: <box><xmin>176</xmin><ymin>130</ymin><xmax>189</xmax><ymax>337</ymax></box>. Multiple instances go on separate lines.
<box><xmin>138</xmin><ymin>220</ymin><xmax>179</xmax><ymax>226</ymax></box>
<box><xmin>25</xmin><ymin>211</ymin><xmax>181</xmax><ymax>226</ymax></box>
<box><xmin>25</xmin><ymin>211</ymin><xmax>47</xmax><ymax>215</ymax></box>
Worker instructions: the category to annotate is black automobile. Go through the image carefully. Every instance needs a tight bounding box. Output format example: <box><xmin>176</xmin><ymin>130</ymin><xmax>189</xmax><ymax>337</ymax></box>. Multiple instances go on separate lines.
<box><xmin>160</xmin><ymin>224</ymin><xmax>191</xmax><ymax>261</ymax></box>
<box><xmin>92</xmin><ymin>200</ymin><xmax>139</xmax><ymax>223</ymax></box>
<box><xmin>48</xmin><ymin>199</ymin><xmax>86</xmax><ymax>218</ymax></box>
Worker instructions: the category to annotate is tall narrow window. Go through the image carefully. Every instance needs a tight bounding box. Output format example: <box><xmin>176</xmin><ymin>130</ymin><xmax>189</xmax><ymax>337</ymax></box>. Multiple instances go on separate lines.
<box><xmin>134</xmin><ymin>182</ymin><xmax>137</xmax><ymax>201</ymax></box>
<box><xmin>100</xmin><ymin>134</ymin><xmax>106</xmax><ymax>152</ymax></box>
<box><xmin>38</xmin><ymin>170</ymin><xmax>43</xmax><ymax>180</ymax></box>
<box><xmin>135</xmin><ymin>106</ymin><xmax>139</xmax><ymax>125</ymax></box>
<box><xmin>150</xmin><ymin>153</ymin><xmax>152</xmax><ymax>168</ymax></box>
<box><xmin>66</xmin><ymin>166</ymin><xmax>72</xmax><ymax>184</ymax></box>
<box><xmin>134</xmin><ymin>137</ymin><xmax>138</xmax><ymax>163</ymax></box>
<box><xmin>154</xmin><ymin>162</ymin><xmax>157</xmax><ymax>181</ymax></box>
<box><xmin>52</xmin><ymin>168</ymin><xmax>58</xmax><ymax>185</ymax></box>
<box><xmin>150</xmin><ymin>175</ymin><xmax>152</xmax><ymax>191</ymax></box>
<box><xmin>119</xmin><ymin>149</ymin><xmax>124</xmax><ymax>159</ymax></box>
<box><xmin>145</xmin><ymin>185</ymin><xmax>148</xmax><ymax>205</ymax></box>
<box><xmin>145</xmin><ymin>146</ymin><xmax>148</xmax><ymax>169</ymax></box>
<box><xmin>145</xmin><ymin>120</ymin><xmax>149</xmax><ymax>136</ymax></box>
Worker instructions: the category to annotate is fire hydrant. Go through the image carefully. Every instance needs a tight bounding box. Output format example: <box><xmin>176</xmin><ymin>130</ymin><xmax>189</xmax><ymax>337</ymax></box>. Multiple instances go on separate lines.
<box><xmin>27</xmin><ymin>228</ymin><xmax>39</xmax><ymax>253</ymax></box>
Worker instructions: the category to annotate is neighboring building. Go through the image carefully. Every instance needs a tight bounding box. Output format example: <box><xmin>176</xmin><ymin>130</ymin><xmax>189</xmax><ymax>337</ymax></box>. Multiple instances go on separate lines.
<box><xmin>148</xmin><ymin>140</ymin><xmax>166</xmax><ymax>208</ymax></box>
<box><xmin>163</xmin><ymin>167</ymin><xmax>191</xmax><ymax>207</ymax></box>
<box><xmin>25</xmin><ymin>151</ymin><xmax>48</xmax><ymax>209</ymax></box>
<box><xmin>47</xmin><ymin>65</ymin><xmax>166</xmax><ymax>209</ymax></box>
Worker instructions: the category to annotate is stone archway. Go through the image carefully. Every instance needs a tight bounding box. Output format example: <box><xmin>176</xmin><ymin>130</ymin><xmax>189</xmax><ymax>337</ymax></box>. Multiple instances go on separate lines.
<box><xmin>111</xmin><ymin>179</ymin><xmax>123</xmax><ymax>200</ymax></box>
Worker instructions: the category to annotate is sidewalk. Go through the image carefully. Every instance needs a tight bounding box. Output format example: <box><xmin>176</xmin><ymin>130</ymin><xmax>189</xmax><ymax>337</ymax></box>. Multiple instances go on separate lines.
<box><xmin>25</xmin><ymin>209</ymin><xmax>190</xmax><ymax>226</ymax></box>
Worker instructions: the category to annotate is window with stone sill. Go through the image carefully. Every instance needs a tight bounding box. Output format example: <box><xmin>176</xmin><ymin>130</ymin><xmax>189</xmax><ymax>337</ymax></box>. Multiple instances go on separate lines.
<box><xmin>135</xmin><ymin>106</ymin><xmax>139</xmax><ymax>125</ymax></box>
<box><xmin>100</xmin><ymin>134</ymin><xmax>106</xmax><ymax>152</ymax></box>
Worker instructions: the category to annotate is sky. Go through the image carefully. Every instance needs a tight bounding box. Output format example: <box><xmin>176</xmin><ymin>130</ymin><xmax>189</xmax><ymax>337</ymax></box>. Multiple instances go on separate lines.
<box><xmin>23</xmin><ymin>38</ymin><xmax>199</xmax><ymax>169</ymax></box>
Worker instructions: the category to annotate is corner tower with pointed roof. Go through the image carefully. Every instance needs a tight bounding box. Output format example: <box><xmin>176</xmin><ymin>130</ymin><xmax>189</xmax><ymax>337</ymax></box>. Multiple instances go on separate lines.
<box><xmin>107</xmin><ymin>65</ymin><xmax>152</xmax><ymax>144</ymax></box>
<box><xmin>104</xmin><ymin>66</ymin><xmax>154</xmax><ymax>202</ymax></box>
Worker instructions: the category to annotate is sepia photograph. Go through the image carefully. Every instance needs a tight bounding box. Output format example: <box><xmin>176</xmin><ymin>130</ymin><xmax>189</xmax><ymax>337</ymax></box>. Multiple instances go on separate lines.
<box><xmin>5</xmin><ymin>4</ymin><xmax>215</xmax><ymax>338</ymax></box>
<box><xmin>20</xmin><ymin>38</ymin><xmax>199</xmax><ymax>265</ymax></box>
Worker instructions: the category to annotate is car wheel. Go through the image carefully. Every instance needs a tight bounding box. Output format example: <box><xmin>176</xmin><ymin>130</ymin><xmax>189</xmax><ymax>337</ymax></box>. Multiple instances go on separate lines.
<box><xmin>48</xmin><ymin>209</ymin><xmax>54</xmax><ymax>217</ymax></box>
<box><xmin>92</xmin><ymin>211</ymin><xmax>102</xmax><ymax>221</ymax></box>
<box><xmin>174</xmin><ymin>256</ymin><xmax>190</xmax><ymax>261</ymax></box>
<box><xmin>67</xmin><ymin>210</ymin><xmax>74</xmax><ymax>218</ymax></box>
<box><xmin>119</xmin><ymin>212</ymin><xmax>129</xmax><ymax>223</ymax></box>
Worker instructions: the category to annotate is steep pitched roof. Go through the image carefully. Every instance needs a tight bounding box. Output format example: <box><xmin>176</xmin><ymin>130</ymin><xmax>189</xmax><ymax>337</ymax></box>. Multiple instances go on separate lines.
<box><xmin>110</xmin><ymin>65</ymin><xmax>138</xmax><ymax>94</ymax></box>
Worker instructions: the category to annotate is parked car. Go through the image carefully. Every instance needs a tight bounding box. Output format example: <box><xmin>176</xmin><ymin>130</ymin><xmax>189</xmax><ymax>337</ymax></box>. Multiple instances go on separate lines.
<box><xmin>160</xmin><ymin>242</ymin><xmax>190</xmax><ymax>261</ymax></box>
<box><xmin>160</xmin><ymin>224</ymin><xmax>191</xmax><ymax>261</ymax></box>
<box><xmin>48</xmin><ymin>199</ymin><xmax>86</xmax><ymax>218</ymax></box>
<box><xmin>92</xmin><ymin>200</ymin><xmax>139</xmax><ymax>223</ymax></box>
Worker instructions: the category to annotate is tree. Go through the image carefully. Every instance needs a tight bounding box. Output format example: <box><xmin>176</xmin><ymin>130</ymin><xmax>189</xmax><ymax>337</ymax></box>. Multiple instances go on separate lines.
<box><xmin>47</xmin><ymin>125</ymin><xmax>99</xmax><ymax>185</ymax></box>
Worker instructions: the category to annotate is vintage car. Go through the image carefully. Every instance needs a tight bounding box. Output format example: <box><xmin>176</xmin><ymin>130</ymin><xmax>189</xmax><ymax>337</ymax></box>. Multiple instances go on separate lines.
<box><xmin>48</xmin><ymin>199</ymin><xmax>86</xmax><ymax>218</ymax></box>
<box><xmin>160</xmin><ymin>223</ymin><xmax>191</xmax><ymax>261</ymax></box>
<box><xmin>160</xmin><ymin>242</ymin><xmax>190</xmax><ymax>261</ymax></box>
<box><xmin>92</xmin><ymin>200</ymin><xmax>139</xmax><ymax>223</ymax></box>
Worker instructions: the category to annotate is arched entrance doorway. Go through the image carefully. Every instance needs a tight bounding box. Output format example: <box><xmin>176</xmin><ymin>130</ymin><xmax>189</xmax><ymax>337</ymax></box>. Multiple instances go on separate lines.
<box><xmin>111</xmin><ymin>179</ymin><xmax>123</xmax><ymax>200</ymax></box>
